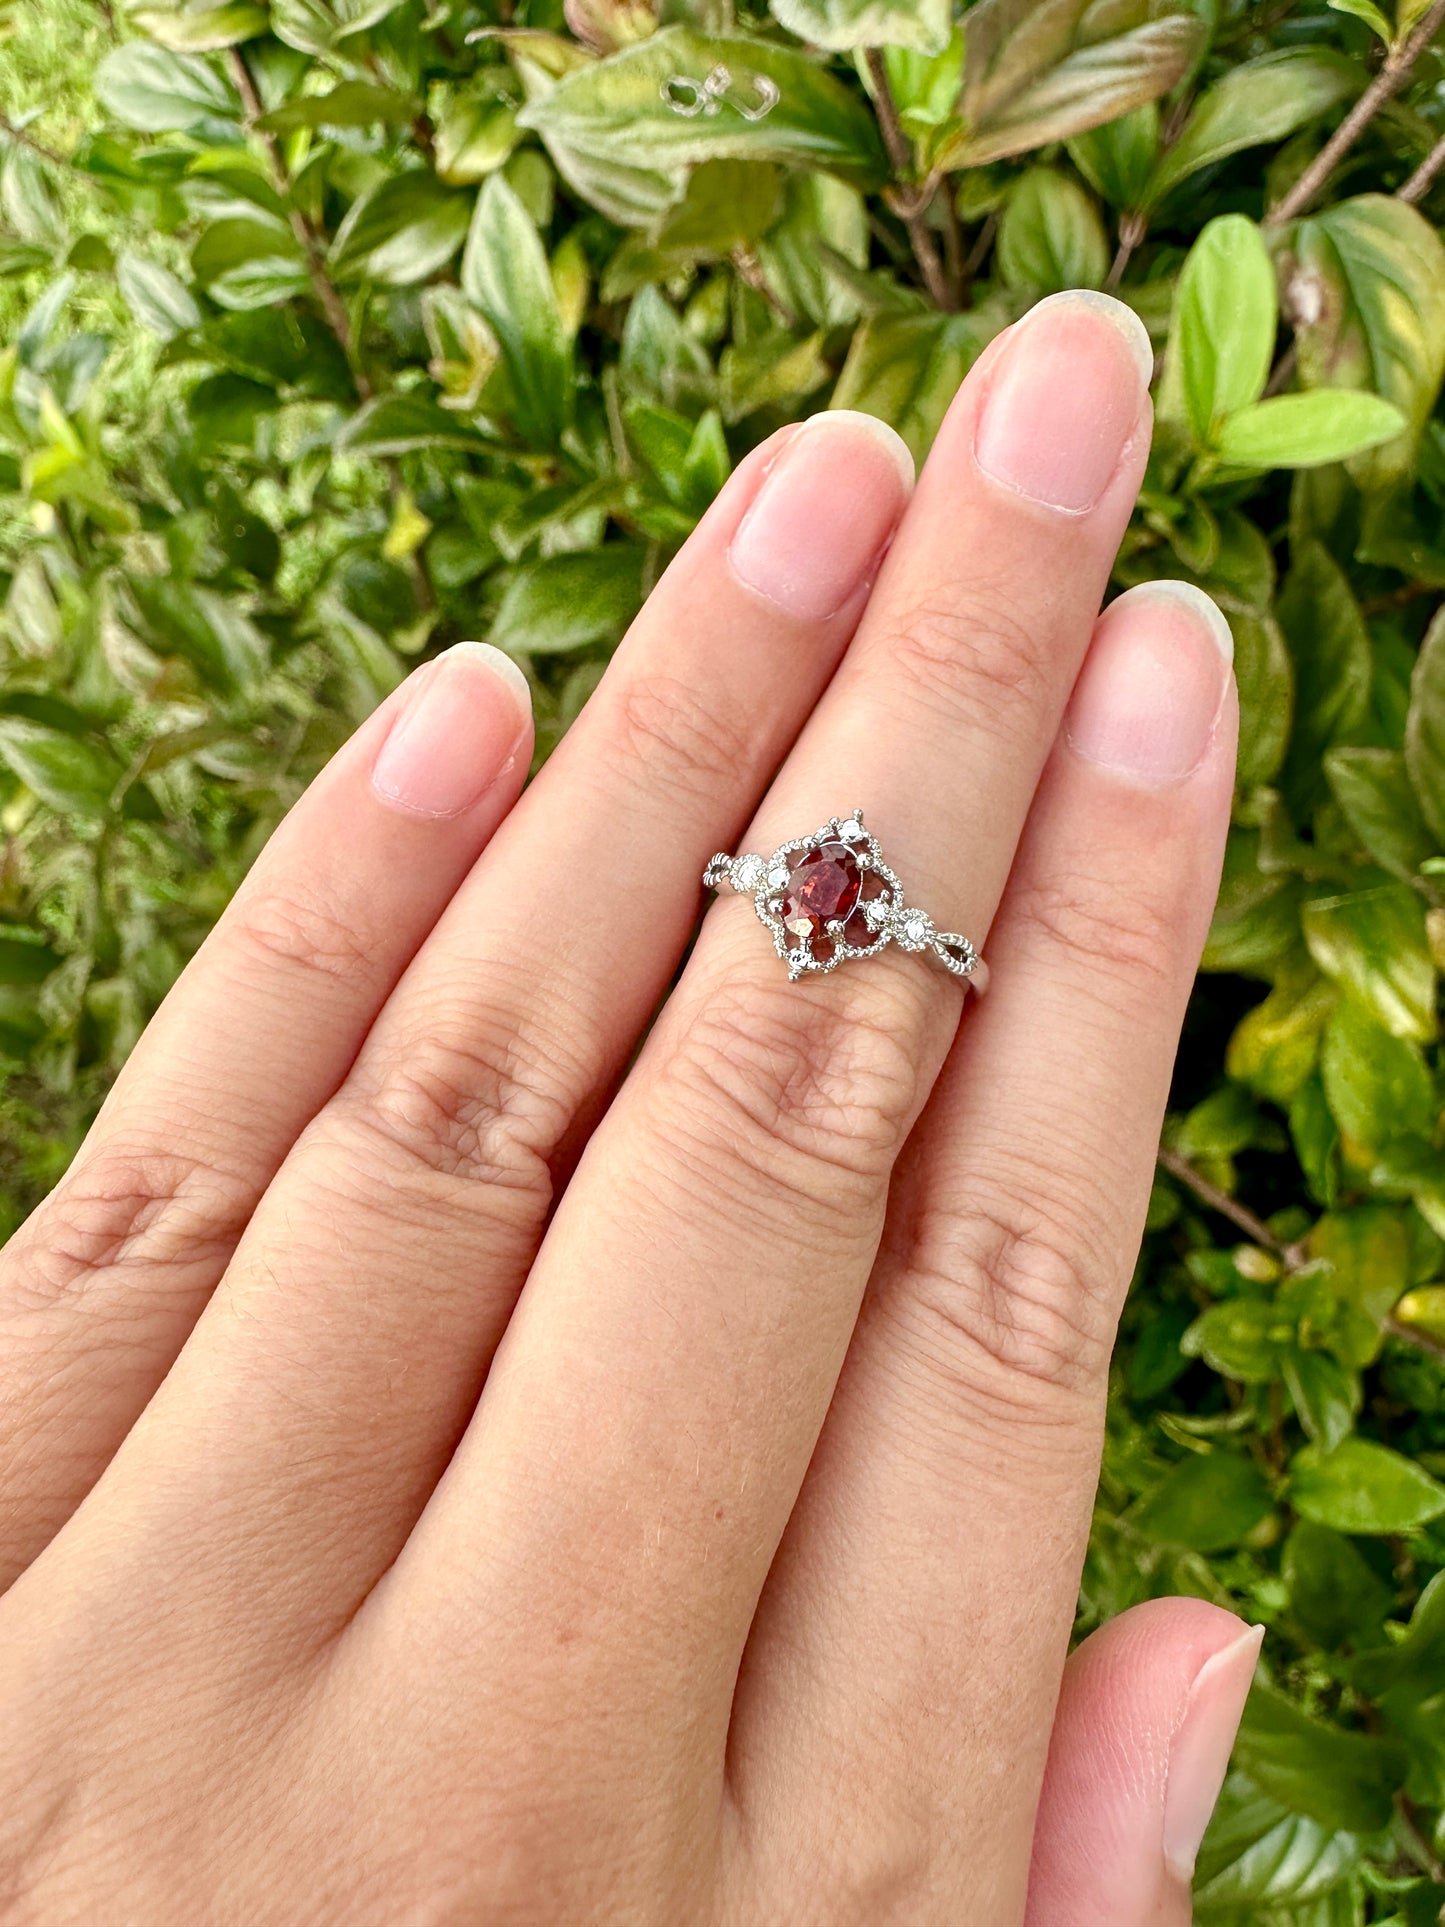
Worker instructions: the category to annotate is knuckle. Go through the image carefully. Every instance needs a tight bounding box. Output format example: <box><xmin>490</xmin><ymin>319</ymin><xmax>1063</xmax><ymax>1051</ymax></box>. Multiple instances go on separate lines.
<box><xmin>898</xmin><ymin>1171</ymin><xmax>1118</xmax><ymax>1409</ymax></box>
<box><xmin>609</xmin><ymin>673</ymin><xmax>759</xmax><ymax>803</ymax></box>
<box><xmin>879</xmin><ymin>579</ymin><xmax>1054</xmax><ymax>746</ymax></box>
<box><xmin>2</xmin><ymin>1144</ymin><xmax>249</xmax><ymax>1319</ymax></box>
<box><xmin>226</xmin><ymin>879</ymin><xmax>375</xmax><ymax>986</ymax></box>
<box><xmin>1009</xmin><ymin>864</ymin><xmax>1180</xmax><ymax>1002</ymax></box>
<box><xmin>662</xmin><ymin>970</ymin><xmax>926</xmax><ymax>1216</ymax></box>
<box><xmin>332</xmin><ymin>988</ymin><xmax>576</xmax><ymax>1210</ymax></box>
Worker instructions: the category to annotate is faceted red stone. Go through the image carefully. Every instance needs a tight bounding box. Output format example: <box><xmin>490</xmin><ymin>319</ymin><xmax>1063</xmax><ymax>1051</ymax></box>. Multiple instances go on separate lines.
<box><xmin>780</xmin><ymin>841</ymin><xmax>861</xmax><ymax>942</ymax></box>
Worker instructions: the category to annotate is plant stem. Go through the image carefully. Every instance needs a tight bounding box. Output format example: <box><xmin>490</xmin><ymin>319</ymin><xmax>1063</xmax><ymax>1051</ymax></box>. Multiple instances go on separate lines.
<box><xmin>1156</xmin><ymin>1147</ymin><xmax>1287</xmax><ymax>1254</ymax></box>
<box><xmin>1265</xmin><ymin>0</ymin><xmax>1445</xmax><ymax>225</ymax></box>
<box><xmin>1396</xmin><ymin>1792</ymin><xmax>1445</xmax><ymax>1885</ymax></box>
<box><xmin>730</xmin><ymin>247</ymin><xmax>799</xmax><ymax>329</ymax></box>
<box><xmin>226</xmin><ymin>49</ymin><xmax>372</xmax><ymax>399</ymax></box>
<box><xmin>939</xmin><ymin>185</ymin><xmax>967</xmax><ymax>307</ymax></box>
<box><xmin>1105</xmin><ymin>211</ymin><xmax>1148</xmax><ymax>291</ymax></box>
<box><xmin>0</xmin><ymin>114</ymin><xmax>66</xmax><ymax>168</ymax></box>
<box><xmin>863</xmin><ymin>49</ymin><xmax>956</xmax><ymax>312</ymax></box>
<box><xmin>1399</xmin><ymin>126</ymin><xmax>1445</xmax><ymax>204</ymax></box>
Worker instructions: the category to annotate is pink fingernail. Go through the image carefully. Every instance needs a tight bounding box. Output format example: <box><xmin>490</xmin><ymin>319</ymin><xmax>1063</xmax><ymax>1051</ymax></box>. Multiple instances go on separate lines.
<box><xmin>1163</xmin><ymin>1622</ymin><xmax>1265</xmax><ymax>1879</ymax></box>
<box><xmin>974</xmin><ymin>290</ymin><xmax>1152</xmax><ymax>513</ymax></box>
<box><xmin>729</xmin><ymin>410</ymin><xmax>915</xmax><ymax>619</ymax></box>
<box><xmin>1066</xmin><ymin>581</ymin><xmax>1234</xmax><ymax>786</ymax></box>
<box><xmin>371</xmin><ymin>642</ymin><xmax>532</xmax><ymax>819</ymax></box>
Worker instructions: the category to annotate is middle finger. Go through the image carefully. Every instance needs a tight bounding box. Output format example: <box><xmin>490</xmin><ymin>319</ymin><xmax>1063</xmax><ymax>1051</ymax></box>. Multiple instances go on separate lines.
<box><xmin>383</xmin><ymin>292</ymin><xmax>1154</xmax><ymax>1790</ymax></box>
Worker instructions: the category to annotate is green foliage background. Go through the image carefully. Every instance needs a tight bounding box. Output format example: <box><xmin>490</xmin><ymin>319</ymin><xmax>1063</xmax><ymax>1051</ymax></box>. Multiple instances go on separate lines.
<box><xmin>5</xmin><ymin>0</ymin><xmax>1445</xmax><ymax>1913</ymax></box>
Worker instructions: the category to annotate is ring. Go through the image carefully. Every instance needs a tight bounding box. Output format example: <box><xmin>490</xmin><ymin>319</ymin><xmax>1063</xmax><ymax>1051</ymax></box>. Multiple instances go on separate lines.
<box><xmin>703</xmin><ymin>810</ymin><xmax>989</xmax><ymax>989</ymax></box>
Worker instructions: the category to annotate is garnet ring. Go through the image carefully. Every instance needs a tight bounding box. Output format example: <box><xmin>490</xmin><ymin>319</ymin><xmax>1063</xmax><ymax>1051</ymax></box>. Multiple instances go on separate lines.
<box><xmin>703</xmin><ymin>810</ymin><xmax>989</xmax><ymax>989</ymax></box>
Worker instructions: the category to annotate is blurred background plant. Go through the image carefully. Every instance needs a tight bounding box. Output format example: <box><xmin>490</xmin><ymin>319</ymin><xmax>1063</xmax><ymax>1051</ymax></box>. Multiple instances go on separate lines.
<box><xmin>4</xmin><ymin>0</ymin><xmax>1445</xmax><ymax>1914</ymax></box>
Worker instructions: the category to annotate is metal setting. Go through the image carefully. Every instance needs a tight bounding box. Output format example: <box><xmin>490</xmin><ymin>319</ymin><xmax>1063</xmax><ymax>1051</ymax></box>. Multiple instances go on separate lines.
<box><xmin>703</xmin><ymin>810</ymin><xmax>989</xmax><ymax>989</ymax></box>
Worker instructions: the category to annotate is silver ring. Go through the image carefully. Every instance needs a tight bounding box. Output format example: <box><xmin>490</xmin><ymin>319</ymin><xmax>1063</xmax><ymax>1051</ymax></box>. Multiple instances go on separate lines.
<box><xmin>704</xmin><ymin>810</ymin><xmax>989</xmax><ymax>989</ymax></box>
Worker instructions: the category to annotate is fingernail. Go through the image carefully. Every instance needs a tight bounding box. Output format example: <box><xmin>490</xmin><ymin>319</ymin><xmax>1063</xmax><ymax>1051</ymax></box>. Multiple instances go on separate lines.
<box><xmin>1066</xmin><ymin>580</ymin><xmax>1235</xmax><ymax>785</ymax></box>
<box><xmin>1163</xmin><ymin>1622</ymin><xmax>1264</xmax><ymax>1879</ymax></box>
<box><xmin>371</xmin><ymin>642</ymin><xmax>531</xmax><ymax>819</ymax></box>
<box><xmin>975</xmin><ymin>290</ymin><xmax>1152</xmax><ymax>514</ymax></box>
<box><xmin>729</xmin><ymin>410</ymin><xmax>915</xmax><ymax>619</ymax></box>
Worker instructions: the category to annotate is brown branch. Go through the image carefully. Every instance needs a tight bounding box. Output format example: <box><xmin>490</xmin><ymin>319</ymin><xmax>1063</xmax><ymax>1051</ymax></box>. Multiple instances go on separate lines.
<box><xmin>1265</xmin><ymin>0</ymin><xmax>1445</xmax><ymax>226</ymax></box>
<box><xmin>961</xmin><ymin>209</ymin><xmax>999</xmax><ymax>283</ymax></box>
<box><xmin>1156</xmin><ymin>1147</ymin><xmax>1287</xmax><ymax>1254</ymax></box>
<box><xmin>939</xmin><ymin>184</ymin><xmax>967</xmax><ymax>308</ymax></box>
<box><xmin>1399</xmin><ymin>126</ymin><xmax>1445</xmax><ymax>204</ymax></box>
<box><xmin>0</xmin><ymin>114</ymin><xmax>65</xmax><ymax>168</ymax></box>
<box><xmin>1263</xmin><ymin>340</ymin><xmax>1298</xmax><ymax>398</ymax></box>
<box><xmin>1396</xmin><ymin>1792</ymin><xmax>1445</xmax><ymax>1886</ymax></box>
<box><xmin>730</xmin><ymin>247</ymin><xmax>799</xmax><ymax>329</ymax></box>
<box><xmin>1105</xmin><ymin>211</ymin><xmax>1148</xmax><ymax>292</ymax></box>
<box><xmin>863</xmin><ymin>49</ymin><xmax>956</xmax><ymax>312</ymax></box>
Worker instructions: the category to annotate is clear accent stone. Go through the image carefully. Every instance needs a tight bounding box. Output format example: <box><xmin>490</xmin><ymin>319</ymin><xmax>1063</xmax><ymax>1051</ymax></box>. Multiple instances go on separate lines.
<box><xmin>767</xmin><ymin>863</ymin><xmax>789</xmax><ymax>890</ymax></box>
<box><xmin>735</xmin><ymin>854</ymin><xmax>765</xmax><ymax>891</ymax></box>
<box><xmin>838</xmin><ymin>817</ymin><xmax>865</xmax><ymax>843</ymax></box>
<box><xmin>903</xmin><ymin>914</ymin><xmax>931</xmax><ymax>946</ymax></box>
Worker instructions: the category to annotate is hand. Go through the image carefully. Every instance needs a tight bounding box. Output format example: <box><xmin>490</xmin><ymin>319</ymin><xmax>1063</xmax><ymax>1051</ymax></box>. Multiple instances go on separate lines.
<box><xmin>0</xmin><ymin>290</ymin><xmax>1255</xmax><ymax>1927</ymax></box>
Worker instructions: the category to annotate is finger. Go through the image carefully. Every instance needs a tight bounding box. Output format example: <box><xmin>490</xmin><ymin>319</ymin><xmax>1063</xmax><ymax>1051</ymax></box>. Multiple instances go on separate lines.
<box><xmin>0</xmin><ymin>641</ymin><xmax>531</xmax><ymax>1587</ymax></box>
<box><xmin>1026</xmin><ymin>1601</ymin><xmax>1263</xmax><ymax>1927</ymax></box>
<box><xmin>381</xmin><ymin>294</ymin><xmax>1156</xmax><ymax>1794</ymax></box>
<box><xmin>43</xmin><ymin>413</ymin><xmax>915</xmax><ymax>1648</ymax></box>
<box><xmin>740</xmin><ymin>582</ymin><xmax>1239</xmax><ymax>1914</ymax></box>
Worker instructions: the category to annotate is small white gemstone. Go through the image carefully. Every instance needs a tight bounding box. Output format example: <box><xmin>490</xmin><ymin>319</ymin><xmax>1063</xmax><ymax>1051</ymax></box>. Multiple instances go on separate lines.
<box><xmin>735</xmin><ymin>854</ymin><xmax>765</xmax><ymax>891</ymax></box>
<box><xmin>904</xmin><ymin>914</ymin><xmax>930</xmax><ymax>945</ymax></box>
<box><xmin>839</xmin><ymin>817</ymin><xmax>865</xmax><ymax>843</ymax></box>
<box><xmin>767</xmin><ymin>863</ymin><xmax>789</xmax><ymax>890</ymax></box>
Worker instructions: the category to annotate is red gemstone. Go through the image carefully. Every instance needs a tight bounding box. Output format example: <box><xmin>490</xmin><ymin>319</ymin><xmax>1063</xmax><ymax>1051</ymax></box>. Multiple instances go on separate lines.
<box><xmin>780</xmin><ymin>841</ymin><xmax>861</xmax><ymax>942</ymax></box>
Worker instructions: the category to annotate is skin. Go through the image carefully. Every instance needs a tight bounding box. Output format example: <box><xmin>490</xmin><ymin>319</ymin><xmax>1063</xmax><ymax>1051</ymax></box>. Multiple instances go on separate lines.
<box><xmin>0</xmin><ymin>295</ymin><xmax>1252</xmax><ymax>1927</ymax></box>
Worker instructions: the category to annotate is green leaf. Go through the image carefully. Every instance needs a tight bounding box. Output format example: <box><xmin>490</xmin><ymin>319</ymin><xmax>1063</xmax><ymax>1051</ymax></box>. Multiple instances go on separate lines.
<box><xmin>116</xmin><ymin>250</ymin><xmax>201</xmax><ymax>341</ymax></box>
<box><xmin>1328</xmin><ymin>0</ymin><xmax>1393</xmax><ymax>41</ymax></box>
<box><xmin>1227</xmin><ymin>973</ymin><xmax>1335</xmax><ymax>1107</ymax></box>
<box><xmin>830</xmin><ymin>310</ymin><xmax>992</xmax><ymax>464</ymax></box>
<box><xmin>94</xmin><ymin>44</ymin><xmax>237</xmax><ymax>132</ymax></box>
<box><xmin>328</xmin><ymin>172</ymin><xmax>472</xmax><ymax>287</ymax></box>
<box><xmin>489</xmin><ymin>548</ymin><xmax>646</xmax><ymax>656</ymax></box>
<box><xmin>1283</xmin><ymin>1348</ymin><xmax>1361</xmax><ymax>1453</ymax></box>
<box><xmin>995</xmin><ymin>166</ymin><xmax>1108</xmax><ymax>292</ymax></box>
<box><xmin>337</xmin><ymin>393</ymin><xmax>494</xmax><ymax>456</ymax></box>
<box><xmin>1145</xmin><ymin>50</ymin><xmax>1358</xmax><ymax>206</ymax></box>
<box><xmin>1130</xmin><ymin>1451</ymin><xmax>1274</xmax><ymax>1551</ymax></box>
<box><xmin>1290</xmin><ymin>196</ymin><xmax>1445</xmax><ymax>490</ymax></box>
<box><xmin>1215</xmin><ymin>392</ymin><xmax>1406</xmax><ymax>470</ymax></box>
<box><xmin>258</xmin><ymin>79</ymin><xmax>420</xmax><ymax>134</ymax></box>
<box><xmin>1303</xmin><ymin>885</ymin><xmax>1437</xmax><ymax>1042</ymax></box>
<box><xmin>940</xmin><ymin>0</ymin><xmax>1203</xmax><ymax>169</ymax></box>
<box><xmin>755</xmin><ymin>171</ymin><xmax>869</xmax><ymax>328</ymax></box>
<box><xmin>432</xmin><ymin>93</ymin><xmax>520</xmax><ymax>186</ymax></box>
<box><xmin>1291</xmin><ymin>1437</ymin><xmax>1445</xmax><ymax>1535</ymax></box>
<box><xmin>1235</xmin><ymin>1683</ymin><xmax>1404</xmax><ymax>1832</ymax></box>
<box><xmin>1302</xmin><ymin>1205</ymin><xmax>1412</xmax><ymax>1367</ymax></box>
<box><xmin>1163</xmin><ymin>215</ymin><xmax>1276</xmax><ymax>444</ymax></box>
<box><xmin>1183</xmin><ymin>1298</ymin><xmax>1290</xmax><ymax>1385</ymax></box>
<box><xmin>127</xmin><ymin>0</ymin><xmax>266</xmax><ymax>49</ymax></box>
<box><xmin>1067</xmin><ymin>103</ymin><xmax>1159</xmax><ymax>210</ymax></box>
<box><xmin>126</xmin><ymin>575</ymin><xmax>269</xmax><ymax>693</ymax></box>
<box><xmin>461</xmin><ymin>173</ymin><xmax>571</xmax><ymax>446</ymax></box>
<box><xmin>1193</xmin><ymin>1774</ymin><xmax>1363</xmax><ymax>1915</ymax></box>
<box><xmin>1325</xmin><ymin>748</ymin><xmax>1436</xmax><ymax>880</ymax></box>
<box><xmin>1278</xmin><ymin>539</ymin><xmax>1372</xmax><ymax>817</ymax></box>
<box><xmin>1405</xmin><ymin>603</ymin><xmax>1445</xmax><ymax>847</ymax></box>
<box><xmin>0</xmin><ymin>718</ymin><xmax>122</xmax><ymax>820</ymax></box>
<box><xmin>1232</xmin><ymin>607</ymin><xmax>1294</xmax><ymax>789</ymax></box>
<box><xmin>517</xmin><ymin>28</ymin><xmax>888</xmax><ymax>185</ymax></box>
<box><xmin>770</xmin><ymin>0</ymin><xmax>951</xmax><ymax>55</ymax></box>
<box><xmin>1283</xmin><ymin>1520</ymin><xmax>1393</xmax><ymax>1648</ymax></box>
<box><xmin>1320</xmin><ymin>996</ymin><xmax>1435</xmax><ymax>1153</ymax></box>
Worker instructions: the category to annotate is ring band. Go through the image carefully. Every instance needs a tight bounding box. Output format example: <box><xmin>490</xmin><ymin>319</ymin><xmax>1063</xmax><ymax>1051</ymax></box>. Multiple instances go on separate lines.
<box><xmin>704</xmin><ymin>810</ymin><xmax>989</xmax><ymax>989</ymax></box>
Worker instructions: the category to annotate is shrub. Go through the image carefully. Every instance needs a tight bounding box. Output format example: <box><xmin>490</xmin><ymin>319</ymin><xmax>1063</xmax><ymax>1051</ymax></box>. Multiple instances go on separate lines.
<box><xmin>4</xmin><ymin>0</ymin><xmax>1445</xmax><ymax>1912</ymax></box>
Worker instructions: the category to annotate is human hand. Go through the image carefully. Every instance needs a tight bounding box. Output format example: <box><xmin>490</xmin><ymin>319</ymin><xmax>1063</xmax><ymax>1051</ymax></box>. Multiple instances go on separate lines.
<box><xmin>0</xmin><ymin>290</ymin><xmax>1256</xmax><ymax>1927</ymax></box>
